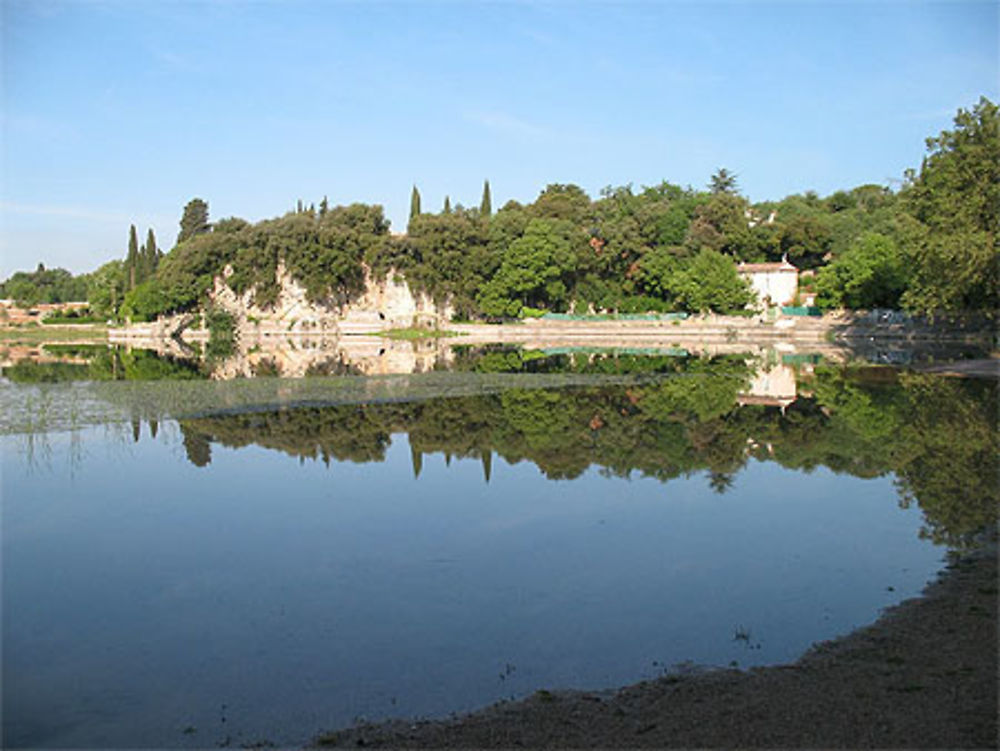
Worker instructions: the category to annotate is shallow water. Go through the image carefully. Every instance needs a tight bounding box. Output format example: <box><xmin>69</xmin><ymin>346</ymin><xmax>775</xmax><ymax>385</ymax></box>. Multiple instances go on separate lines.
<box><xmin>2</xmin><ymin>351</ymin><xmax>996</xmax><ymax>748</ymax></box>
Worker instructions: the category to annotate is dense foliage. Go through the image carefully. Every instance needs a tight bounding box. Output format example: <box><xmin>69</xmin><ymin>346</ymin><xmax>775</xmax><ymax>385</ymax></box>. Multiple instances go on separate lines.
<box><xmin>0</xmin><ymin>264</ymin><xmax>88</xmax><ymax>305</ymax></box>
<box><xmin>899</xmin><ymin>97</ymin><xmax>999</xmax><ymax>314</ymax></box>
<box><xmin>3</xmin><ymin>97</ymin><xmax>994</xmax><ymax>321</ymax></box>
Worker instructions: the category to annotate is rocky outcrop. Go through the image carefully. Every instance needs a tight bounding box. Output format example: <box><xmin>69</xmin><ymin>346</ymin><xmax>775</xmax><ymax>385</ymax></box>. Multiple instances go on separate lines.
<box><xmin>209</xmin><ymin>262</ymin><xmax>453</xmax><ymax>339</ymax></box>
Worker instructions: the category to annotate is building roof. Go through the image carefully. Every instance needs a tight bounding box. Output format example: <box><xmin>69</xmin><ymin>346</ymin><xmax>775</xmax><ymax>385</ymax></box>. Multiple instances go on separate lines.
<box><xmin>737</xmin><ymin>260</ymin><xmax>798</xmax><ymax>273</ymax></box>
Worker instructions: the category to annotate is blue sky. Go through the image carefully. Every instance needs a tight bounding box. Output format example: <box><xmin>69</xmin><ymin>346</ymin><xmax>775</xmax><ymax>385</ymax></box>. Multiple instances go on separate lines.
<box><xmin>1</xmin><ymin>0</ymin><xmax>997</xmax><ymax>277</ymax></box>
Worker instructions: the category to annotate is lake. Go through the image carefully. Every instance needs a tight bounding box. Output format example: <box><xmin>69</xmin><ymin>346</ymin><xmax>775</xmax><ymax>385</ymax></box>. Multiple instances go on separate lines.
<box><xmin>2</xmin><ymin>343</ymin><xmax>996</xmax><ymax>748</ymax></box>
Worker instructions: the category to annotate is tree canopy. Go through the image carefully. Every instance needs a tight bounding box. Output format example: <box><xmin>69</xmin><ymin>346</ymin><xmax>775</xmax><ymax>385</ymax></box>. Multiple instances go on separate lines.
<box><xmin>0</xmin><ymin>264</ymin><xmax>88</xmax><ymax>305</ymax></box>
<box><xmin>900</xmin><ymin>97</ymin><xmax>999</xmax><ymax>314</ymax></box>
<box><xmin>177</xmin><ymin>198</ymin><xmax>210</xmax><ymax>244</ymax></box>
<box><xmin>8</xmin><ymin>97</ymin><xmax>994</xmax><ymax>323</ymax></box>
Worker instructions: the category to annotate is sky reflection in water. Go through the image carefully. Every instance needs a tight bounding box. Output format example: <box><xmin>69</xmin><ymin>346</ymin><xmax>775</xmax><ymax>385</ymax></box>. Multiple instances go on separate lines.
<box><xmin>3</xmin><ymin>390</ymin><xmax>952</xmax><ymax>749</ymax></box>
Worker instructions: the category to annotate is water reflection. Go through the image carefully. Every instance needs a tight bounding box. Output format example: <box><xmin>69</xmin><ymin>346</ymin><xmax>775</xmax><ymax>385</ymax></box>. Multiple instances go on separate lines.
<box><xmin>6</xmin><ymin>343</ymin><xmax>995</xmax><ymax>549</ymax></box>
<box><xmin>164</xmin><ymin>368</ymin><xmax>996</xmax><ymax>549</ymax></box>
<box><xmin>3</xmin><ymin>351</ymin><xmax>996</xmax><ymax>748</ymax></box>
<box><xmin>2</xmin><ymin>333</ymin><xmax>988</xmax><ymax>383</ymax></box>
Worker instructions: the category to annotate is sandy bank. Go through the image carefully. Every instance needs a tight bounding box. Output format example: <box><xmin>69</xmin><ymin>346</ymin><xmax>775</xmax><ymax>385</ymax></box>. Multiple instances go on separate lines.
<box><xmin>316</xmin><ymin>541</ymin><xmax>997</xmax><ymax>748</ymax></box>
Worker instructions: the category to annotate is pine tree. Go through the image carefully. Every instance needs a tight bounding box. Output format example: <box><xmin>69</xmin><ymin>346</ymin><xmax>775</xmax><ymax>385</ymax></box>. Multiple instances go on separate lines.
<box><xmin>443</xmin><ymin>195</ymin><xmax>451</xmax><ymax>214</ymax></box>
<box><xmin>178</xmin><ymin>198</ymin><xmax>210</xmax><ymax>243</ymax></box>
<box><xmin>709</xmin><ymin>168</ymin><xmax>739</xmax><ymax>195</ymax></box>
<box><xmin>480</xmin><ymin>179</ymin><xmax>492</xmax><ymax>217</ymax></box>
<box><xmin>320</xmin><ymin>196</ymin><xmax>329</xmax><ymax>217</ymax></box>
<box><xmin>126</xmin><ymin>224</ymin><xmax>139</xmax><ymax>290</ymax></box>
<box><xmin>409</xmin><ymin>185</ymin><xmax>421</xmax><ymax>225</ymax></box>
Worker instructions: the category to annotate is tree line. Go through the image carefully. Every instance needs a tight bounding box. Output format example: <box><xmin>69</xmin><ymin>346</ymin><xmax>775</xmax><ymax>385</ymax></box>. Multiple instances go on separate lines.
<box><xmin>3</xmin><ymin>98</ymin><xmax>995</xmax><ymax>320</ymax></box>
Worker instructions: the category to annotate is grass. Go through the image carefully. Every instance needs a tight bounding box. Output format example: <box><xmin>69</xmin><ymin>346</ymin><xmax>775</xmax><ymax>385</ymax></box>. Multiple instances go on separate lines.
<box><xmin>379</xmin><ymin>327</ymin><xmax>460</xmax><ymax>340</ymax></box>
<box><xmin>41</xmin><ymin>315</ymin><xmax>105</xmax><ymax>325</ymax></box>
<box><xmin>0</xmin><ymin>323</ymin><xmax>109</xmax><ymax>344</ymax></box>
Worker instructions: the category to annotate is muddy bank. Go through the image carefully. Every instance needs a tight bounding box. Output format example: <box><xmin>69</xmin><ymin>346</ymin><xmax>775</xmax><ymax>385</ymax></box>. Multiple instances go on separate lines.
<box><xmin>316</xmin><ymin>541</ymin><xmax>997</xmax><ymax>748</ymax></box>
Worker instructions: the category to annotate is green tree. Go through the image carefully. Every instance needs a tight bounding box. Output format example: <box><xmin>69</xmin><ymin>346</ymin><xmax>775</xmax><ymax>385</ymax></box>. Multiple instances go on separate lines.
<box><xmin>668</xmin><ymin>248</ymin><xmax>754</xmax><ymax>313</ymax></box>
<box><xmin>126</xmin><ymin>224</ymin><xmax>140</xmax><ymax>290</ymax></box>
<box><xmin>815</xmin><ymin>232</ymin><xmax>907</xmax><ymax>309</ymax></box>
<box><xmin>480</xmin><ymin>179</ymin><xmax>492</xmax><ymax>218</ymax></box>
<box><xmin>531</xmin><ymin>183</ymin><xmax>591</xmax><ymax>224</ymax></box>
<box><xmin>684</xmin><ymin>193</ymin><xmax>773</xmax><ymax>262</ymax></box>
<box><xmin>141</xmin><ymin>228</ymin><xmax>160</xmax><ymax>281</ymax></box>
<box><xmin>636</xmin><ymin>246</ymin><xmax>681</xmax><ymax>302</ymax></box>
<box><xmin>403</xmin><ymin>208</ymin><xmax>493</xmax><ymax>316</ymax></box>
<box><xmin>901</xmin><ymin>97</ymin><xmax>1000</xmax><ymax>314</ymax></box>
<box><xmin>409</xmin><ymin>185</ymin><xmax>421</xmax><ymax>228</ymax></box>
<box><xmin>0</xmin><ymin>264</ymin><xmax>87</xmax><ymax>305</ymax></box>
<box><xmin>86</xmin><ymin>260</ymin><xmax>126</xmax><ymax>317</ymax></box>
<box><xmin>178</xmin><ymin>198</ymin><xmax>210</xmax><ymax>244</ymax></box>
<box><xmin>477</xmin><ymin>218</ymin><xmax>577</xmax><ymax>316</ymax></box>
<box><xmin>709</xmin><ymin>168</ymin><xmax>739</xmax><ymax>195</ymax></box>
<box><xmin>443</xmin><ymin>195</ymin><xmax>451</xmax><ymax>214</ymax></box>
<box><xmin>778</xmin><ymin>213</ymin><xmax>833</xmax><ymax>268</ymax></box>
<box><xmin>121</xmin><ymin>278</ymin><xmax>173</xmax><ymax>321</ymax></box>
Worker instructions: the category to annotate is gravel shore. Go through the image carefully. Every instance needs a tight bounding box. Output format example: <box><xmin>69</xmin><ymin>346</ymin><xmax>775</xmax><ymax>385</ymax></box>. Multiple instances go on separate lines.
<box><xmin>316</xmin><ymin>541</ymin><xmax>997</xmax><ymax>749</ymax></box>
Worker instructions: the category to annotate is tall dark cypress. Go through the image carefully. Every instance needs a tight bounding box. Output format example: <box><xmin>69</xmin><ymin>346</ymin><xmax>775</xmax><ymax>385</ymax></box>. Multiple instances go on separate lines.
<box><xmin>409</xmin><ymin>185</ymin><xmax>421</xmax><ymax>226</ymax></box>
<box><xmin>126</xmin><ymin>224</ymin><xmax>139</xmax><ymax>290</ymax></box>
<box><xmin>410</xmin><ymin>443</ymin><xmax>423</xmax><ymax>479</ymax></box>
<box><xmin>145</xmin><ymin>228</ymin><xmax>159</xmax><ymax>277</ymax></box>
<box><xmin>443</xmin><ymin>195</ymin><xmax>451</xmax><ymax>214</ymax></box>
<box><xmin>481</xmin><ymin>449</ymin><xmax>492</xmax><ymax>483</ymax></box>
<box><xmin>480</xmin><ymin>179</ymin><xmax>492</xmax><ymax>217</ymax></box>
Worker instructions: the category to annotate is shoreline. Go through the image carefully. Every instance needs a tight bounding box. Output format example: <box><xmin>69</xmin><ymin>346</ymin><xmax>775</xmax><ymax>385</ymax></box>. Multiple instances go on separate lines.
<box><xmin>315</xmin><ymin>539</ymin><xmax>997</xmax><ymax>748</ymax></box>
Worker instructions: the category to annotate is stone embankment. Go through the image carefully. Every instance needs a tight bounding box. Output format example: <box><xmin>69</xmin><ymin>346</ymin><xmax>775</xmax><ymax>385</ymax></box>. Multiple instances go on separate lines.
<box><xmin>452</xmin><ymin>315</ymin><xmax>832</xmax><ymax>347</ymax></box>
<box><xmin>449</xmin><ymin>310</ymin><xmax>992</xmax><ymax>349</ymax></box>
<box><xmin>109</xmin><ymin>305</ymin><xmax>992</xmax><ymax>353</ymax></box>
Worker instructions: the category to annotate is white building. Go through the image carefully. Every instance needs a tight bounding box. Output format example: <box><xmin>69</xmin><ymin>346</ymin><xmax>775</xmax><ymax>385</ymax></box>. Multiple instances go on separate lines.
<box><xmin>737</xmin><ymin>259</ymin><xmax>799</xmax><ymax>307</ymax></box>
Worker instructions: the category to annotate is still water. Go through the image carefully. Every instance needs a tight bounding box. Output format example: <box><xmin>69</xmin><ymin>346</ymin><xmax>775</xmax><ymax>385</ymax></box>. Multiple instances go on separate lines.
<box><xmin>2</xmin><ymin>347</ymin><xmax>996</xmax><ymax>748</ymax></box>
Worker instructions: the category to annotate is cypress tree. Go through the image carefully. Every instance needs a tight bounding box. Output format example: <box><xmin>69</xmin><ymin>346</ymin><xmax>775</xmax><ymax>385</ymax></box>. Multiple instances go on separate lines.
<box><xmin>126</xmin><ymin>224</ymin><xmax>139</xmax><ymax>290</ymax></box>
<box><xmin>480</xmin><ymin>179</ymin><xmax>492</xmax><ymax>217</ymax></box>
<box><xmin>320</xmin><ymin>196</ymin><xmax>329</xmax><ymax>217</ymax></box>
<box><xmin>411</xmin><ymin>443</ymin><xmax>423</xmax><ymax>479</ymax></box>
<box><xmin>443</xmin><ymin>195</ymin><xmax>451</xmax><ymax>214</ymax></box>
<box><xmin>409</xmin><ymin>185</ymin><xmax>421</xmax><ymax>224</ymax></box>
<box><xmin>481</xmin><ymin>449</ymin><xmax>492</xmax><ymax>483</ymax></box>
<box><xmin>145</xmin><ymin>228</ymin><xmax>159</xmax><ymax>277</ymax></box>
